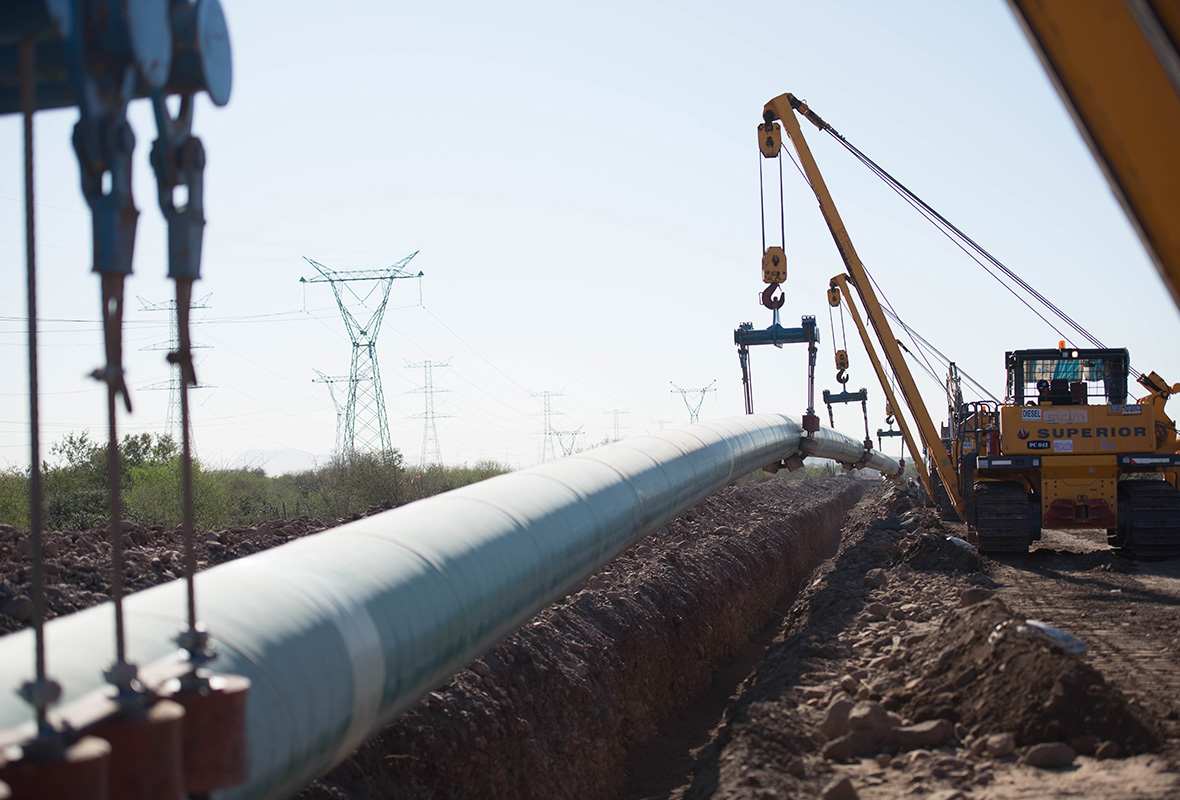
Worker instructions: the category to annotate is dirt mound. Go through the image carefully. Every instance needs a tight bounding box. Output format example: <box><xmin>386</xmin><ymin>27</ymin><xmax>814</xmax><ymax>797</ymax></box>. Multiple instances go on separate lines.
<box><xmin>679</xmin><ymin>484</ymin><xmax>1179</xmax><ymax>800</ymax></box>
<box><xmin>894</xmin><ymin>598</ymin><xmax>1160</xmax><ymax>753</ymax></box>
<box><xmin>901</xmin><ymin>532</ymin><xmax>980</xmax><ymax>573</ymax></box>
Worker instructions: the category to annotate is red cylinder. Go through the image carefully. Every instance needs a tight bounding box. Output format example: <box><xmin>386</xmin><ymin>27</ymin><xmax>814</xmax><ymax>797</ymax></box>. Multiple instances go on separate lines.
<box><xmin>164</xmin><ymin>674</ymin><xmax>250</xmax><ymax>794</ymax></box>
<box><xmin>0</xmin><ymin>735</ymin><xmax>110</xmax><ymax>800</ymax></box>
<box><xmin>89</xmin><ymin>700</ymin><xmax>185</xmax><ymax>800</ymax></box>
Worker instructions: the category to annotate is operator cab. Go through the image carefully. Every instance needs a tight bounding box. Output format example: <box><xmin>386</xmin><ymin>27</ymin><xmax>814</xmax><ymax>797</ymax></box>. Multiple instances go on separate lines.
<box><xmin>1006</xmin><ymin>347</ymin><xmax>1130</xmax><ymax>407</ymax></box>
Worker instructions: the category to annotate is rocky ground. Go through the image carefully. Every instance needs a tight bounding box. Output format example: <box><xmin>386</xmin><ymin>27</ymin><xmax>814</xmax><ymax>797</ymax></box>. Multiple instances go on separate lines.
<box><xmin>2</xmin><ymin>477</ymin><xmax>1179</xmax><ymax>800</ymax></box>
<box><xmin>0</xmin><ymin>507</ymin><xmax>393</xmax><ymax>633</ymax></box>
<box><xmin>679</xmin><ymin>486</ymin><xmax>1180</xmax><ymax>800</ymax></box>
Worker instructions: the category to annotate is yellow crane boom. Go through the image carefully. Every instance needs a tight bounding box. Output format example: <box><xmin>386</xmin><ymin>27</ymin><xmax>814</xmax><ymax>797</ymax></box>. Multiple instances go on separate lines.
<box><xmin>761</xmin><ymin>93</ymin><xmax>967</xmax><ymax>518</ymax></box>
<box><xmin>827</xmin><ymin>274</ymin><xmax>932</xmax><ymax>494</ymax></box>
<box><xmin>1008</xmin><ymin>0</ymin><xmax>1180</xmax><ymax>309</ymax></box>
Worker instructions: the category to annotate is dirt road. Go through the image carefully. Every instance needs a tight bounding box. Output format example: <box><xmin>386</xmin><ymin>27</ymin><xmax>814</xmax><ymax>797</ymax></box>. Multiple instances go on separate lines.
<box><xmin>662</xmin><ymin>492</ymin><xmax>1180</xmax><ymax>800</ymax></box>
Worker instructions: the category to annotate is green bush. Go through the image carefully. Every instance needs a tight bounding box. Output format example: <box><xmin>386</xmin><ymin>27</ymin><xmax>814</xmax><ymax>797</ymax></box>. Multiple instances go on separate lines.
<box><xmin>1</xmin><ymin>432</ymin><xmax>512</xmax><ymax>532</ymax></box>
<box><xmin>0</xmin><ymin>467</ymin><xmax>30</xmax><ymax>529</ymax></box>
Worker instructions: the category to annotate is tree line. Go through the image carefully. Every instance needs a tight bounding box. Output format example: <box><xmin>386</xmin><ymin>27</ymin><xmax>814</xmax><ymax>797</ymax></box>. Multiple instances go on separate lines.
<box><xmin>0</xmin><ymin>431</ymin><xmax>508</xmax><ymax>532</ymax></box>
<box><xmin>0</xmin><ymin>431</ymin><xmax>854</xmax><ymax>534</ymax></box>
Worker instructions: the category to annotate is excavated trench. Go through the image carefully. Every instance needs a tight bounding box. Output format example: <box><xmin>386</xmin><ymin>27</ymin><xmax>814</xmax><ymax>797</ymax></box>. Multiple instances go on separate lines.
<box><xmin>299</xmin><ymin>477</ymin><xmax>864</xmax><ymax>799</ymax></box>
<box><xmin>8</xmin><ymin>474</ymin><xmax>1178</xmax><ymax>799</ymax></box>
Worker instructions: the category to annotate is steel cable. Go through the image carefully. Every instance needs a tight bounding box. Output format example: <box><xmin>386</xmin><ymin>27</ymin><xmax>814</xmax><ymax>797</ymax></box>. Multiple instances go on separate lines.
<box><xmin>817</xmin><ymin>126</ymin><xmax>1133</xmax><ymax>377</ymax></box>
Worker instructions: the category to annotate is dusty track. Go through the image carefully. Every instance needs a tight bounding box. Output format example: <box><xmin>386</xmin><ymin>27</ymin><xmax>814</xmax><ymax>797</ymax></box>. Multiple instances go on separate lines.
<box><xmin>986</xmin><ymin>529</ymin><xmax>1180</xmax><ymax>754</ymax></box>
<box><xmin>673</xmin><ymin>494</ymin><xmax>1180</xmax><ymax>800</ymax></box>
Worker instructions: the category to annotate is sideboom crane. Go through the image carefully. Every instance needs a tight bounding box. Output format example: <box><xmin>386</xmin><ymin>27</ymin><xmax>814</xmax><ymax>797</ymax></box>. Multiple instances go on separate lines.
<box><xmin>762</xmin><ymin>91</ymin><xmax>1180</xmax><ymax>557</ymax></box>
<box><xmin>761</xmin><ymin>93</ymin><xmax>967</xmax><ymax>518</ymax></box>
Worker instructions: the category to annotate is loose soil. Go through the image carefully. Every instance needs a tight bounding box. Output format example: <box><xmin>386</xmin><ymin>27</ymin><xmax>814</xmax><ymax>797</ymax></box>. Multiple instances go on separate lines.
<box><xmin>2</xmin><ymin>478</ymin><xmax>1179</xmax><ymax>800</ymax></box>
<box><xmin>680</xmin><ymin>488</ymin><xmax>1180</xmax><ymax>800</ymax></box>
<box><xmin>0</xmin><ymin>515</ymin><xmax>339</xmax><ymax>633</ymax></box>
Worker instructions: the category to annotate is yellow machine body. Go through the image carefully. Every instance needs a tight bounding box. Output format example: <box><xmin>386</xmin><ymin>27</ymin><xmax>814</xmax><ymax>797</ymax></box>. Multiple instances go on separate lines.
<box><xmin>999</xmin><ymin>403</ymin><xmax>1155</xmax><ymax>455</ymax></box>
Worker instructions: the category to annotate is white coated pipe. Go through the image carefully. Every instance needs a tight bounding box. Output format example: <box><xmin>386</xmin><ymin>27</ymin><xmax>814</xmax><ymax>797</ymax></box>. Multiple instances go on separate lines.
<box><xmin>0</xmin><ymin>415</ymin><xmax>898</xmax><ymax>798</ymax></box>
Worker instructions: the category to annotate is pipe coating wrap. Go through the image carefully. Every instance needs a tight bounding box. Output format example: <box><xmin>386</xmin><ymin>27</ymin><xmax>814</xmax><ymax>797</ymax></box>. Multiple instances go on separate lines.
<box><xmin>0</xmin><ymin>415</ymin><xmax>898</xmax><ymax>798</ymax></box>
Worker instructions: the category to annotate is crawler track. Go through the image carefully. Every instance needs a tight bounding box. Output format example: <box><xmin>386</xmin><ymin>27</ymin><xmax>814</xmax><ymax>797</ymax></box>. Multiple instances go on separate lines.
<box><xmin>975</xmin><ymin>480</ymin><xmax>1033</xmax><ymax>554</ymax></box>
<box><xmin>1113</xmin><ymin>481</ymin><xmax>1180</xmax><ymax>559</ymax></box>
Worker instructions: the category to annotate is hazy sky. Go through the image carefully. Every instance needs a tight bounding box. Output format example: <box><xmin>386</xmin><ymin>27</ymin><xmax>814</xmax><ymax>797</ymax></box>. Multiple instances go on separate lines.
<box><xmin>2</xmin><ymin>1</ymin><xmax>1177</xmax><ymax>474</ymax></box>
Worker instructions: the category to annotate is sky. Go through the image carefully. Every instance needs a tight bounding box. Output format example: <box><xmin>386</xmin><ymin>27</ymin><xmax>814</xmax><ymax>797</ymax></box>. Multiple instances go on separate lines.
<box><xmin>2</xmin><ymin>1</ymin><xmax>1178</xmax><ymax>475</ymax></box>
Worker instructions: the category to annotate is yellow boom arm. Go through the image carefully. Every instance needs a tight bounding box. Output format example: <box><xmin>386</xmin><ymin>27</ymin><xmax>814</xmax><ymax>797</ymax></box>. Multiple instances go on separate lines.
<box><xmin>828</xmin><ymin>275</ymin><xmax>934</xmax><ymax>495</ymax></box>
<box><xmin>764</xmin><ymin>93</ymin><xmax>966</xmax><ymax>518</ymax></box>
<box><xmin>1008</xmin><ymin>1</ymin><xmax>1180</xmax><ymax>310</ymax></box>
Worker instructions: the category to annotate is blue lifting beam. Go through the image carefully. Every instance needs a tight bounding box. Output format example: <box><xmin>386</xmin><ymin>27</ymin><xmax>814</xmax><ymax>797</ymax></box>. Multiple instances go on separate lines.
<box><xmin>734</xmin><ymin>316</ymin><xmax>821</xmax><ymax>431</ymax></box>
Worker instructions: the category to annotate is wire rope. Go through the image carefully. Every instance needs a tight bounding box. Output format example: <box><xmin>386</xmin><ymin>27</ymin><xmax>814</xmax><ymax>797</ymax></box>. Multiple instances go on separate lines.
<box><xmin>20</xmin><ymin>38</ymin><xmax>54</xmax><ymax>737</ymax></box>
<box><xmin>816</xmin><ymin>123</ymin><xmax>1140</xmax><ymax>379</ymax></box>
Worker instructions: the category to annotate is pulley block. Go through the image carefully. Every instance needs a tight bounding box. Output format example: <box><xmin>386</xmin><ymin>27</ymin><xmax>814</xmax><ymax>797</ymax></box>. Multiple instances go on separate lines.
<box><xmin>835</xmin><ymin>349</ymin><xmax>849</xmax><ymax>371</ymax></box>
<box><xmin>762</xmin><ymin>246</ymin><xmax>787</xmax><ymax>284</ymax></box>
<box><xmin>757</xmin><ymin>121</ymin><xmax>781</xmax><ymax>158</ymax></box>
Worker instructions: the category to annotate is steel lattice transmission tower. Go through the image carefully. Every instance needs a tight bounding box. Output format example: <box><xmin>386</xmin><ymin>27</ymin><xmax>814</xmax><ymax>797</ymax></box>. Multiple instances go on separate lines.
<box><xmin>670</xmin><ymin>380</ymin><xmax>716</xmax><ymax>423</ymax></box>
<box><xmin>406</xmin><ymin>359</ymin><xmax>451</xmax><ymax>467</ymax></box>
<box><xmin>138</xmin><ymin>294</ymin><xmax>213</xmax><ymax>446</ymax></box>
<box><xmin>312</xmin><ymin>370</ymin><xmax>350</xmax><ymax>457</ymax></box>
<box><xmin>556</xmin><ymin>426</ymin><xmax>583</xmax><ymax>456</ymax></box>
<box><xmin>603</xmin><ymin>408</ymin><xmax>628</xmax><ymax>442</ymax></box>
<box><xmin>533</xmin><ymin>390</ymin><xmax>564</xmax><ymax>462</ymax></box>
<box><xmin>301</xmin><ymin>252</ymin><xmax>421</xmax><ymax>457</ymax></box>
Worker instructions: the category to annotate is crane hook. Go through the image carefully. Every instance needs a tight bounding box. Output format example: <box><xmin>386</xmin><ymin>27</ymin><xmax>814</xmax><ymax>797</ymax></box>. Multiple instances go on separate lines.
<box><xmin>761</xmin><ymin>283</ymin><xmax>785</xmax><ymax>310</ymax></box>
<box><xmin>836</xmin><ymin>368</ymin><xmax>849</xmax><ymax>385</ymax></box>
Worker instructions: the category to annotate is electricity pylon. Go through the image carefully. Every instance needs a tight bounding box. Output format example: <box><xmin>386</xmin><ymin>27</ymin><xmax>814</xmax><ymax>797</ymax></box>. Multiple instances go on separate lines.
<box><xmin>603</xmin><ymin>408</ymin><xmax>628</xmax><ymax>442</ymax></box>
<box><xmin>556</xmin><ymin>426</ymin><xmax>584</xmax><ymax>456</ymax></box>
<box><xmin>138</xmin><ymin>294</ymin><xmax>212</xmax><ymax>446</ymax></box>
<box><xmin>670</xmin><ymin>380</ymin><xmax>716</xmax><ymax>423</ymax></box>
<box><xmin>312</xmin><ymin>369</ymin><xmax>350</xmax><ymax>457</ymax></box>
<box><xmin>301</xmin><ymin>252</ymin><xmax>421</xmax><ymax>457</ymax></box>
<box><xmin>533</xmin><ymin>390</ymin><xmax>564</xmax><ymax>462</ymax></box>
<box><xmin>406</xmin><ymin>359</ymin><xmax>451</xmax><ymax>467</ymax></box>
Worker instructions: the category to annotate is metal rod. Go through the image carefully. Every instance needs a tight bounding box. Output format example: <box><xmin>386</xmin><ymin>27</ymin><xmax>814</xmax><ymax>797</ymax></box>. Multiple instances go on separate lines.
<box><xmin>20</xmin><ymin>38</ymin><xmax>50</xmax><ymax>736</ymax></box>
<box><xmin>107</xmin><ymin>377</ymin><xmax>125</xmax><ymax>663</ymax></box>
<box><xmin>101</xmin><ymin>274</ymin><xmax>128</xmax><ymax>667</ymax></box>
<box><xmin>175</xmin><ymin>279</ymin><xmax>198</xmax><ymax>632</ymax></box>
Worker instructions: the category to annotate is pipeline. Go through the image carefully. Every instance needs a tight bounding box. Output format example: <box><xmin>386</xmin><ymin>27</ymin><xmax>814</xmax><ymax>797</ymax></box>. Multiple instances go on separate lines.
<box><xmin>0</xmin><ymin>414</ymin><xmax>899</xmax><ymax>799</ymax></box>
